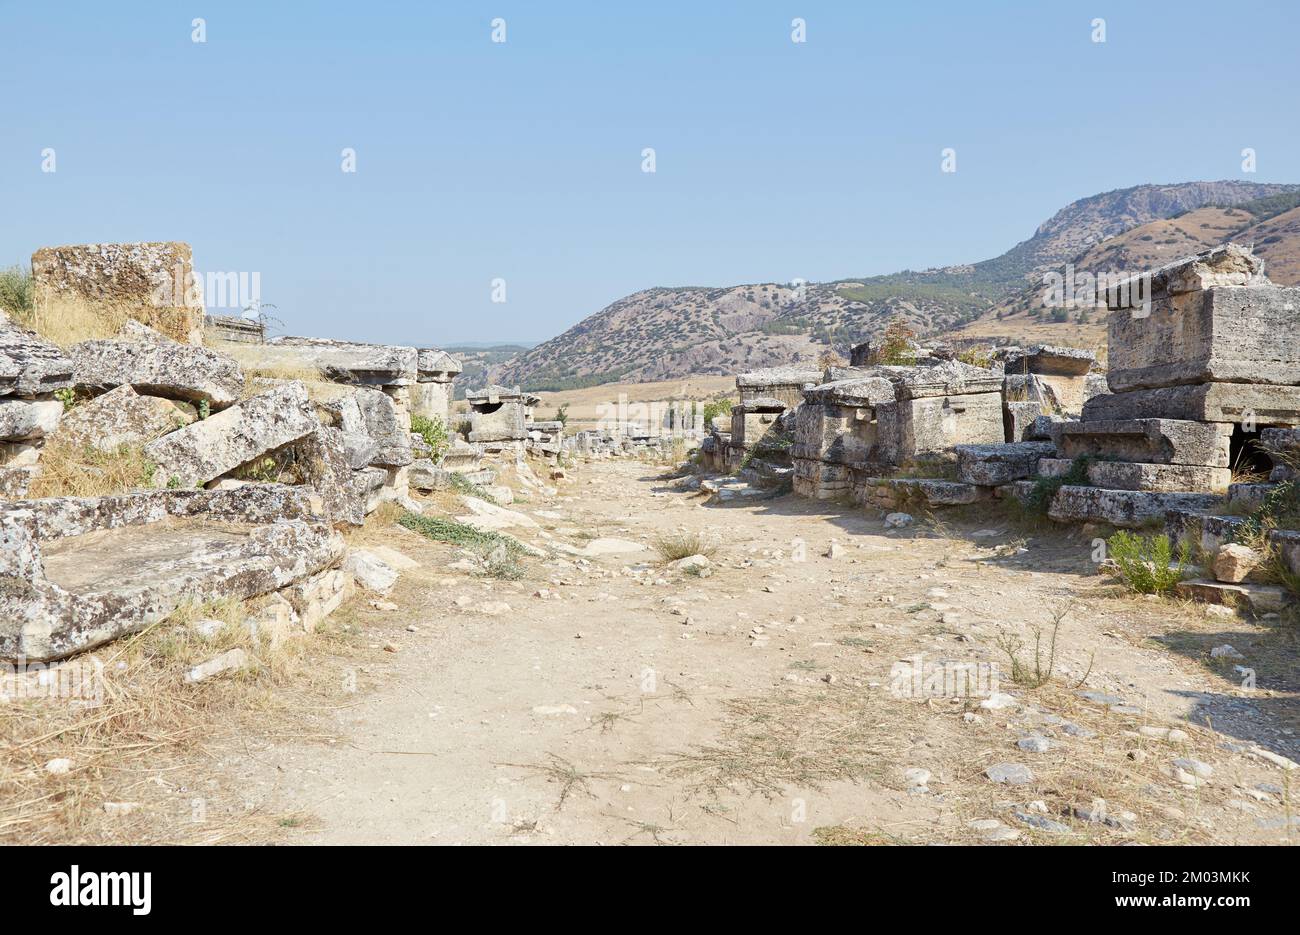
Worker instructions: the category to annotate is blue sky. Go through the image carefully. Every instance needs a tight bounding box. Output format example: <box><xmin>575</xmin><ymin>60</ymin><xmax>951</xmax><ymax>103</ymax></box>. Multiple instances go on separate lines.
<box><xmin>3</xmin><ymin>1</ymin><xmax>1297</xmax><ymax>346</ymax></box>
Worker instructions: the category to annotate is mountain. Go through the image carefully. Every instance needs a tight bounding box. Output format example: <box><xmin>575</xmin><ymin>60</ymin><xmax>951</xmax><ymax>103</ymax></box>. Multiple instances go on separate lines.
<box><xmin>491</xmin><ymin>181</ymin><xmax>1299</xmax><ymax>390</ymax></box>
<box><xmin>957</xmin><ymin>189</ymin><xmax>1300</xmax><ymax>351</ymax></box>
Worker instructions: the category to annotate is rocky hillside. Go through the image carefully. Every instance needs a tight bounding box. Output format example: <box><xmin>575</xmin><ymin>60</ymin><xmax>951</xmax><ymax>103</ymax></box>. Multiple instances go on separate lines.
<box><xmin>964</xmin><ymin>190</ymin><xmax>1300</xmax><ymax>345</ymax></box>
<box><xmin>494</xmin><ymin>181</ymin><xmax>1299</xmax><ymax>389</ymax></box>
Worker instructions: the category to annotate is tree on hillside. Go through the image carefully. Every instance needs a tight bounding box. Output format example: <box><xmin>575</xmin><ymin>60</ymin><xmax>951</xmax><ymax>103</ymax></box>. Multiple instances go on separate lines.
<box><xmin>874</xmin><ymin>315</ymin><xmax>917</xmax><ymax>365</ymax></box>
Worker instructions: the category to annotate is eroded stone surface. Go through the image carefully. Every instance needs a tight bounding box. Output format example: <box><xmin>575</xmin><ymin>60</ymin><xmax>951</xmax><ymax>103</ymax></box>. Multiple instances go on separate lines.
<box><xmin>144</xmin><ymin>382</ymin><xmax>318</xmax><ymax>488</ymax></box>
<box><xmin>70</xmin><ymin>338</ymin><xmax>244</xmax><ymax>407</ymax></box>
<box><xmin>0</xmin><ymin>311</ymin><xmax>75</xmax><ymax>397</ymax></box>
<box><xmin>54</xmin><ymin>385</ymin><xmax>195</xmax><ymax>452</ymax></box>
<box><xmin>1056</xmin><ymin>419</ymin><xmax>1232</xmax><ymax>467</ymax></box>
<box><xmin>0</xmin><ymin>398</ymin><xmax>63</xmax><ymax>441</ymax></box>
<box><xmin>956</xmin><ymin>441</ymin><xmax>1055</xmax><ymax>486</ymax></box>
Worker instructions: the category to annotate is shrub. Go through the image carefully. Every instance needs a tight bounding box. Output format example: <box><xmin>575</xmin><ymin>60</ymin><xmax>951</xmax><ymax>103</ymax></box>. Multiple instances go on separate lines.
<box><xmin>1023</xmin><ymin>455</ymin><xmax>1091</xmax><ymax>515</ymax></box>
<box><xmin>410</xmin><ymin>414</ymin><xmax>450</xmax><ymax>461</ymax></box>
<box><xmin>0</xmin><ymin>265</ymin><xmax>34</xmax><ymax>320</ymax></box>
<box><xmin>701</xmin><ymin>398</ymin><xmax>734</xmax><ymax>427</ymax></box>
<box><xmin>1107</xmin><ymin>530</ymin><xmax>1190</xmax><ymax>595</ymax></box>
<box><xmin>651</xmin><ymin>530</ymin><xmax>717</xmax><ymax>562</ymax></box>
<box><xmin>398</xmin><ymin>512</ymin><xmax>524</xmax><ymax>554</ymax></box>
<box><xmin>875</xmin><ymin>316</ymin><xmax>916</xmax><ymax>365</ymax></box>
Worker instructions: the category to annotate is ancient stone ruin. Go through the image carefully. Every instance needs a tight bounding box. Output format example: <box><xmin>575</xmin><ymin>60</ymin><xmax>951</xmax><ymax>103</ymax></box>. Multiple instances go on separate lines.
<box><xmin>691</xmin><ymin>243</ymin><xmax>1300</xmax><ymax>613</ymax></box>
<box><xmin>0</xmin><ymin>241</ymin><xmax>505</xmax><ymax>665</ymax></box>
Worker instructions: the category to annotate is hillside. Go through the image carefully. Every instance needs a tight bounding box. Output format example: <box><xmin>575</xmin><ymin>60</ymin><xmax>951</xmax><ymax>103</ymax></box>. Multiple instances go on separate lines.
<box><xmin>493</xmin><ymin>181</ymin><xmax>1298</xmax><ymax>389</ymax></box>
<box><xmin>951</xmin><ymin>190</ymin><xmax>1300</xmax><ymax>352</ymax></box>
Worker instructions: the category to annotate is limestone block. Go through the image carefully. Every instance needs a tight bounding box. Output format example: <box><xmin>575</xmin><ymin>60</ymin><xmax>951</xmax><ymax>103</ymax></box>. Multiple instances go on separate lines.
<box><xmin>1037</xmin><ymin>457</ymin><xmax>1230</xmax><ymax>493</ymax></box>
<box><xmin>144</xmin><ymin>381</ymin><xmax>318</xmax><ymax>487</ymax></box>
<box><xmin>0</xmin><ymin>311</ymin><xmax>75</xmax><ymax>397</ymax></box>
<box><xmin>54</xmin><ymin>385</ymin><xmax>195</xmax><ymax>451</ymax></box>
<box><xmin>70</xmin><ymin>338</ymin><xmax>244</xmax><ymax>407</ymax></box>
<box><xmin>1056</xmin><ymin>419</ymin><xmax>1232</xmax><ymax>467</ymax></box>
<box><xmin>1108</xmin><ymin>284</ymin><xmax>1300</xmax><ymax>392</ymax></box>
<box><xmin>0</xmin><ymin>398</ymin><xmax>62</xmax><ymax>441</ymax></box>
<box><xmin>1042</xmin><ymin>485</ymin><xmax>1221</xmax><ymax>527</ymax></box>
<box><xmin>31</xmin><ymin>242</ymin><xmax>205</xmax><ymax>345</ymax></box>
<box><xmin>1083</xmin><ymin>383</ymin><xmax>1300</xmax><ymax>425</ymax></box>
<box><xmin>956</xmin><ymin>441</ymin><xmax>1055</xmax><ymax>486</ymax></box>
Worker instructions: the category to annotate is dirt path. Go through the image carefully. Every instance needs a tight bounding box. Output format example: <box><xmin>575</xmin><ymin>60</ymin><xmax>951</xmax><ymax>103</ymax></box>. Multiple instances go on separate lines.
<box><xmin>229</xmin><ymin>459</ymin><xmax>1299</xmax><ymax>845</ymax></box>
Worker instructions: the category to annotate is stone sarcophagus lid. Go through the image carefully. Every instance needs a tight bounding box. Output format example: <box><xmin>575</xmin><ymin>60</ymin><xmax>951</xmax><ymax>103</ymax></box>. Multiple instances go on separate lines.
<box><xmin>465</xmin><ymin>384</ymin><xmax>538</xmax><ymax>445</ymax></box>
<box><xmin>736</xmin><ymin>366</ymin><xmax>823</xmax><ymax>410</ymax></box>
<box><xmin>1101</xmin><ymin>243</ymin><xmax>1299</xmax><ymax>394</ymax></box>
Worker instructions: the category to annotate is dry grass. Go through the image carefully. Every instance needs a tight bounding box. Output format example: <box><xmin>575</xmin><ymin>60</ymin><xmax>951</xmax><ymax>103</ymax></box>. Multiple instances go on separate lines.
<box><xmin>18</xmin><ymin>291</ymin><xmax>195</xmax><ymax>346</ymax></box>
<box><xmin>651</xmin><ymin>530</ymin><xmax>718</xmax><ymax>562</ymax></box>
<box><xmin>207</xmin><ymin>342</ymin><xmax>336</xmax><ymax>401</ymax></box>
<box><xmin>0</xmin><ymin>594</ymin><xmax>363</xmax><ymax>844</ymax></box>
<box><xmin>660</xmin><ymin>687</ymin><xmax>899</xmax><ymax>798</ymax></box>
<box><xmin>25</xmin><ymin>439</ymin><xmax>158</xmax><ymax>499</ymax></box>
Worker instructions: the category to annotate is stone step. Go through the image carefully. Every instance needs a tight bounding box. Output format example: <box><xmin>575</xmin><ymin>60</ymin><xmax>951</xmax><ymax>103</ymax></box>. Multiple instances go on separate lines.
<box><xmin>1037</xmin><ymin>457</ymin><xmax>1229</xmax><ymax>493</ymax></box>
<box><xmin>1009</xmin><ymin>482</ymin><xmax>1223</xmax><ymax>528</ymax></box>
<box><xmin>1055</xmin><ymin>418</ymin><xmax>1232</xmax><ymax>467</ymax></box>
<box><xmin>1175</xmin><ymin>578</ymin><xmax>1290</xmax><ymax>614</ymax></box>
<box><xmin>1083</xmin><ymin>383</ymin><xmax>1300</xmax><ymax>424</ymax></box>
<box><xmin>956</xmin><ymin>441</ymin><xmax>1055</xmax><ymax>485</ymax></box>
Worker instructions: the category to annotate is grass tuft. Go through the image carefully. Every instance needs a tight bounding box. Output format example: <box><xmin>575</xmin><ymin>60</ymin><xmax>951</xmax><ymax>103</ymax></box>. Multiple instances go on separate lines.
<box><xmin>651</xmin><ymin>530</ymin><xmax>717</xmax><ymax>562</ymax></box>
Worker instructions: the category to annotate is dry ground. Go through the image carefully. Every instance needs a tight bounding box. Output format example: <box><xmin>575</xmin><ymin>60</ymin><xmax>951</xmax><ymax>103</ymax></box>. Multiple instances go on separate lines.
<box><xmin>4</xmin><ymin>457</ymin><xmax>1298</xmax><ymax>845</ymax></box>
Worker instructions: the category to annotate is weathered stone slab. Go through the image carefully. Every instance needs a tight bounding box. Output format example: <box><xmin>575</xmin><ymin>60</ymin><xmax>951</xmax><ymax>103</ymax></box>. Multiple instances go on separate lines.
<box><xmin>1175</xmin><ymin>578</ymin><xmax>1289</xmax><ymax>613</ymax></box>
<box><xmin>1004</xmin><ymin>400</ymin><xmax>1042</xmax><ymax>442</ymax></box>
<box><xmin>792</xmin><ymin>457</ymin><xmax>852</xmax><ymax>499</ymax></box>
<box><xmin>282</xmin><ymin>566</ymin><xmax>354</xmax><ymax>633</ymax></box>
<box><xmin>408</xmin><ymin>459</ymin><xmax>449</xmax><ymax>490</ymax></box>
<box><xmin>1259</xmin><ymin>428</ymin><xmax>1300</xmax><ymax>481</ymax></box>
<box><xmin>1082</xmin><ymin>383</ymin><xmax>1300</xmax><ymax>425</ymax></box>
<box><xmin>886</xmin><ymin>391</ymin><xmax>1005</xmax><ymax>461</ymax></box>
<box><xmin>1037</xmin><ymin>457</ymin><xmax>1229</xmax><ymax>493</ymax></box>
<box><xmin>1002</xmin><ymin>344</ymin><xmax>1095</xmax><ymax>377</ymax></box>
<box><xmin>0</xmin><ymin>398</ymin><xmax>62</xmax><ymax>441</ymax></box>
<box><xmin>31</xmin><ymin>242</ymin><xmax>206</xmax><ymax>345</ymax></box>
<box><xmin>354</xmin><ymin>388</ymin><xmax>412</xmax><ymax>466</ymax></box>
<box><xmin>1056</xmin><ymin>419</ymin><xmax>1232</xmax><ymax>467</ymax></box>
<box><xmin>1165</xmin><ymin>510</ymin><xmax>1247</xmax><ymax>558</ymax></box>
<box><xmin>956</xmin><ymin>441</ymin><xmax>1055</xmax><ymax>486</ymax></box>
<box><xmin>0</xmin><ymin>466</ymin><xmax>37</xmax><ymax>498</ymax></box>
<box><xmin>240</xmin><ymin>337</ymin><xmax>418</xmax><ymax>385</ymax></box>
<box><xmin>1</xmin><ymin>514</ymin><xmax>342</xmax><ymax>663</ymax></box>
<box><xmin>889</xmin><ymin>478</ymin><xmax>990</xmax><ymax>505</ymax></box>
<box><xmin>802</xmin><ymin>377</ymin><xmax>895</xmax><ymax>408</ymax></box>
<box><xmin>354</xmin><ymin>466</ymin><xmax>387</xmax><ymax>514</ymax></box>
<box><xmin>416</xmin><ymin>348</ymin><xmax>462</xmax><ymax>379</ymax></box>
<box><xmin>793</xmin><ymin>401</ymin><xmax>872</xmax><ymax>464</ymax></box>
<box><xmin>292</xmin><ymin>427</ymin><xmax>365</xmax><ymax>526</ymax></box>
<box><xmin>54</xmin><ymin>385</ymin><xmax>195</xmax><ymax>452</ymax></box>
<box><xmin>1043</xmin><ymin>485</ymin><xmax>1221</xmax><ymax>527</ymax></box>
<box><xmin>1107</xmin><ymin>285</ymin><xmax>1300</xmax><ymax>392</ymax></box>
<box><xmin>886</xmin><ymin>360</ymin><xmax>1003</xmax><ymax>400</ymax></box>
<box><xmin>0</xmin><ymin>311</ymin><xmax>75</xmax><ymax>397</ymax></box>
<box><xmin>737</xmin><ymin>367</ymin><xmax>823</xmax><ymax>408</ymax></box>
<box><xmin>70</xmin><ymin>338</ymin><xmax>244</xmax><ymax>407</ymax></box>
<box><xmin>18</xmin><ymin>483</ymin><xmax>321</xmax><ymax>539</ymax></box>
<box><xmin>1104</xmin><ymin>243</ymin><xmax>1266</xmax><ymax>310</ymax></box>
<box><xmin>144</xmin><ymin>382</ymin><xmax>317</xmax><ymax>487</ymax></box>
<box><xmin>1227</xmin><ymin>482</ymin><xmax>1278</xmax><ymax>510</ymax></box>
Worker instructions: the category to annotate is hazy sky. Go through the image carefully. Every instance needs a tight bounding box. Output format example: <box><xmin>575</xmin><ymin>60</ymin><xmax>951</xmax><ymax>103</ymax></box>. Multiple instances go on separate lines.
<box><xmin>3</xmin><ymin>1</ymin><xmax>1297</xmax><ymax>346</ymax></box>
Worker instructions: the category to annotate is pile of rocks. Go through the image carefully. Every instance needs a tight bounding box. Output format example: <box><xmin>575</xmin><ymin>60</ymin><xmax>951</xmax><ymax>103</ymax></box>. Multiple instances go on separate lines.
<box><xmin>0</xmin><ymin>313</ymin><xmax>74</xmax><ymax>497</ymax></box>
<box><xmin>0</xmin><ymin>240</ymin><xmax>466</xmax><ymax>665</ymax></box>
